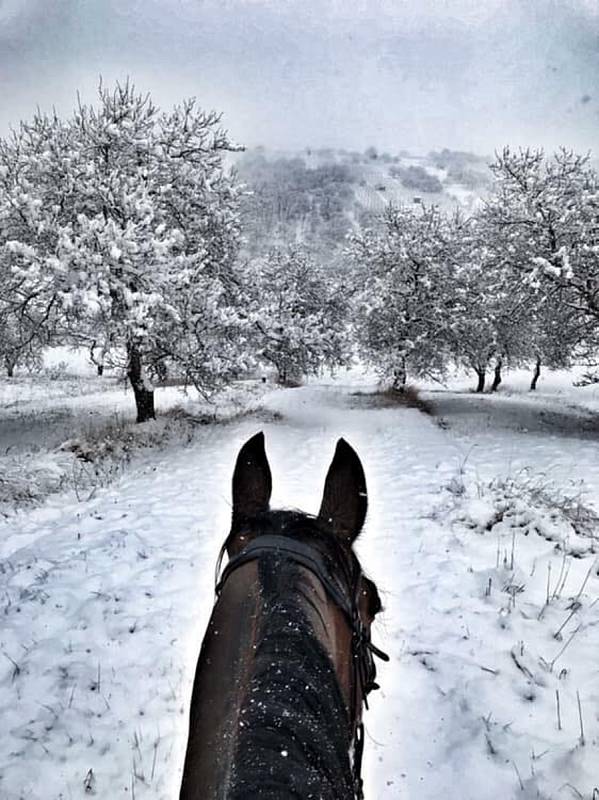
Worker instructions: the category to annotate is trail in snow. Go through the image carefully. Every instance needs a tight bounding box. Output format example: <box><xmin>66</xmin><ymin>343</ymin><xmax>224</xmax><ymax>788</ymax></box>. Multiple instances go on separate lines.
<box><xmin>429</xmin><ymin>390</ymin><xmax>599</xmax><ymax>439</ymax></box>
<box><xmin>0</xmin><ymin>380</ymin><xmax>598</xmax><ymax>799</ymax></box>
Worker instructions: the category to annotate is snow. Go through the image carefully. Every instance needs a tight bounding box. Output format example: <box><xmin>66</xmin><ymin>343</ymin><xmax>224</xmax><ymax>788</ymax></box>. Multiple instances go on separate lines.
<box><xmin>0</xmin><ymin>369</ymin><xmax>598</xmax><ymax>799</ymax></box>
<box><xmin>0</xmin><ymin>348</ymin><xmax>270</xmax><ymax>509</ymax></box>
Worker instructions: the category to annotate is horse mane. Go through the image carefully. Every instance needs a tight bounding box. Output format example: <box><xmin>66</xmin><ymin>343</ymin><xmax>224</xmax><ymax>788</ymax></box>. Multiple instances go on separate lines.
<box><xmin>226</xmin><ymin>511</ymin><xmax>356</xmax><ymax>799</ymax></box>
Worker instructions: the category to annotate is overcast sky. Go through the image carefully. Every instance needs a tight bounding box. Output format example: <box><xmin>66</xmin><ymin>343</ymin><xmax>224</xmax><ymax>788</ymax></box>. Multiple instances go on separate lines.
<box><xmin>0</xmin><ymin>0</ymin><xmax>597</xmax><ymax>155</ymax></box>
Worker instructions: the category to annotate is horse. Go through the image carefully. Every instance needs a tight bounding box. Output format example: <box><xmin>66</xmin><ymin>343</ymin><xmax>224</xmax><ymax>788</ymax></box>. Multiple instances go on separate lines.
<box><xmin>179</xmin><ymin>432</ymin><xmax>387</xmax><ymax>799</ymax></box>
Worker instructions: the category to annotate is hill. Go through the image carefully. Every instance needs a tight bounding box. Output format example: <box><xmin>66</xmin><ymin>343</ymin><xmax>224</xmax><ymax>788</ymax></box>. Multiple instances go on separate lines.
<box><xmin>234</xmin><ymin>146</ymin><xmax>492</xmax><ymax>258</ymax></box>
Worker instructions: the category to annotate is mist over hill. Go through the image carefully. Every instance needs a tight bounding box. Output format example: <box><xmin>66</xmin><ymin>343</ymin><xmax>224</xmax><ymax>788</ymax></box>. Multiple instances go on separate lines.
<box><xmin>235</xmin><ymin>145</ymin><xmax>492</xmax><ymax>258</ymax></box>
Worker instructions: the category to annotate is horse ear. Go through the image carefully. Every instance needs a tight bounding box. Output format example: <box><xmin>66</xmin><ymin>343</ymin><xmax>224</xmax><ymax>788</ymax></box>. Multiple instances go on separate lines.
<box><xmin>318</xmin><ymin>438</ymin><xmax>367</xmax><ymax>544</ymax></box>
<box><xmin>231</xmin><ymin>432</ymin><xmax>272</xmax><ymax>526</ymax></box>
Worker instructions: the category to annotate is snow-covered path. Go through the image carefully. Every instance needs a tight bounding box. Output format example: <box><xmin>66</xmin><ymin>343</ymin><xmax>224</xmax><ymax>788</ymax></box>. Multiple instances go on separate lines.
<box><xmin>1</xmin><ymin>381</ymin><xmax>598</xmax><ymax>799</ymax></box>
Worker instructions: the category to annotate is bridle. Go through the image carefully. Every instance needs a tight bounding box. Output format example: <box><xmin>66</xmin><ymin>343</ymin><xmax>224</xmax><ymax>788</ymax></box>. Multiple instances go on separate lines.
<box><xmin>214</xmin><ymin>533</ymin><xmax>389</xmax><ymax>800</ymax></box>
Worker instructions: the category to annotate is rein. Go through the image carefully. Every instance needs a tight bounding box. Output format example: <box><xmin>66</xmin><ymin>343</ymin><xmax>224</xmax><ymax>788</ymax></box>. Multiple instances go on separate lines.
<box><xmin>214</xmin><ymin>534</ymin><xmax>389</xmax><ymax>800</ymax></box>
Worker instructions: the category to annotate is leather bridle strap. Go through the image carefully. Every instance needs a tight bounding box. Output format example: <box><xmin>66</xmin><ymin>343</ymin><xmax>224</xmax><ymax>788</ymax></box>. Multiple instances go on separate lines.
<box><xmin>216</xmin><ymin>535</ymin><xmax>355</xmax><ymax>623</ymax></box>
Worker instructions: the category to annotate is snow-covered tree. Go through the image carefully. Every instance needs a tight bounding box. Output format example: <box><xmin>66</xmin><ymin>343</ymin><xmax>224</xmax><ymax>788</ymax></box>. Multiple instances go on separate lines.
<box><xmin>0</xmin><ymin>114</ymin><xmax>64</xmax><ymax>377</ymax></box>
<box><xmin>348</xmin><ymin>205</ymin><xmax>456</xmax><ymax>390</ymax></box>
<box><xmin>483</xmin><ymin>147</ymin><xmax>599</xmax><ymax>379</ymax></box>
<box><xmin>248</xmin><ymin>248</ymin><xmax>351</xmax><ymax>384</ymax></box>
<box><xmin>442</xmin><ymin>217</ymin><xmax>537</xmax><ymax>392</ymax></box>
<box><xmin>0</xmin><ymin>81</ymin><xmax>246</xmax><ymax>420</ymax></box>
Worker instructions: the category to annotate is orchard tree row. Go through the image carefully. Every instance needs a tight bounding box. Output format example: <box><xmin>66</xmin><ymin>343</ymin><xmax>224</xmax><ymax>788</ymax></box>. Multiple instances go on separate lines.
<box><xmin>349</xmin><ymin>147</ymin><xmax>599</xmax><ymax>392</ymax></box>
<box><xmin>0</xmin><ymin>82</ymin><xmax>348</xmax><ymax>421</ymax></box>
<box><xmin>1</xmin><ymin>82</ymin><xmax>597</xmax><ymax>421</ymax></box>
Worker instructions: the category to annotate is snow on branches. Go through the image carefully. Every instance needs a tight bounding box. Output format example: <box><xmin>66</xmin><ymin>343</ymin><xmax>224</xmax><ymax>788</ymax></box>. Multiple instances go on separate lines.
<box><xmin>348</xmin><ymin>149</ymin><xmax>599</xmax><ymax>391</ymax></box>
<box><xmin>246</xmin><ymin>247</ymin><xmax>351</xmax><ymax>385</ymax></box>
<box><xmin>0</xmin><ymin>81</ymin><xmax>246</xmax><ymax>419</ymax></box>
<box><xmin>485</xmin><ymin>147</ymin><xmax>599</xmax><ymax>320</ymax></box>
<box><xmin>2</xmin><ymin>102</ymin><xmax>597</xmax><ymax>402</ymax></box>
<box><xmin>348</xmin><ymin>204</ymin><xmax>457</xmax><ymax>389</ymax></box>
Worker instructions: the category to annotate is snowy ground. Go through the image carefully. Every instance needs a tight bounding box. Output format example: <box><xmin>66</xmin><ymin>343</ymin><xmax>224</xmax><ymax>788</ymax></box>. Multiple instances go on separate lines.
<box><xmin>0</xmin><ymin>366</ymin><xmax>598</xmax><ymax>799</ymax></box>
<box><xmin>0</xmin><ymin>348</ymin><xmax>270</xmax><ymax>508</ymax></box>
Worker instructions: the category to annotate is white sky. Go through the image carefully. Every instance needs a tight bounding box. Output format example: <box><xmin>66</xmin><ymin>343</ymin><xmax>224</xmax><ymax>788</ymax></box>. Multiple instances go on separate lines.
<box><xmin>0</xmin><ymin>0</ymin><xmax>597</xmax><ymax>155</ymax></box>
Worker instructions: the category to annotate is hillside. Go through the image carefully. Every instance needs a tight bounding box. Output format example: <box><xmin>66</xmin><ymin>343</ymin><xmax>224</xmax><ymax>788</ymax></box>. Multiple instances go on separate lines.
<box><xmin>235</xmin><ymin>146</ymin><xmax>492</xmax><ymax>256</ymax></box>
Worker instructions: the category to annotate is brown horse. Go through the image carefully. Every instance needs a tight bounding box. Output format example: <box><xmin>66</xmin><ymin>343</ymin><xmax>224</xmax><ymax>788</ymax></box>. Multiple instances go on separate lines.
<box><xmin>179</xmin><ymin>432</ymin><xmax>387</xmax><ymax>799</ymax></box>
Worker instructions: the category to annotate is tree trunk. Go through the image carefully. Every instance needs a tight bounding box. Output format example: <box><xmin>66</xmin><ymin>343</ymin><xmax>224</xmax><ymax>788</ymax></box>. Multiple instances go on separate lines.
<box><xmin>530</xmin><ymin>357</ymin><xmax>541</xmax><ymax>391</ymax></box>
<box><xmin>475</xmin><ymin>367</ymin><xmax>485</xmax><ymax>393</ymax></box>
<box><xmin>127</xmin><ymin>345</ymin><xmax>155</xmax><ymax>423</ymax></box>
<box><xmin>491</xmin><ymin>358</ymin><xmax>503</xmax><ymax>392</ymax></box>
<box><xmin>5</xmin><ymin>358</ymin><xmax>15</xmax><ymax>378</ymax></box>
<box><xmin>90</xmin><ymin>340</ymin><xmax>106</xmax><ymax>377</ymax></box>
<box><xmin>392</xmin><ymin>358</ymin><xmax>407</xmax><ymax>393</ymax></box>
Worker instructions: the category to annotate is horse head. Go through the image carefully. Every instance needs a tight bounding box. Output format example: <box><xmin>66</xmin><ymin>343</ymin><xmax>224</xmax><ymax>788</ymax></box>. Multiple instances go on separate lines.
<box><xmin>180</xmin><ymin>432</ymin><xmax>386</xmax><ymax>800</ymax></box>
